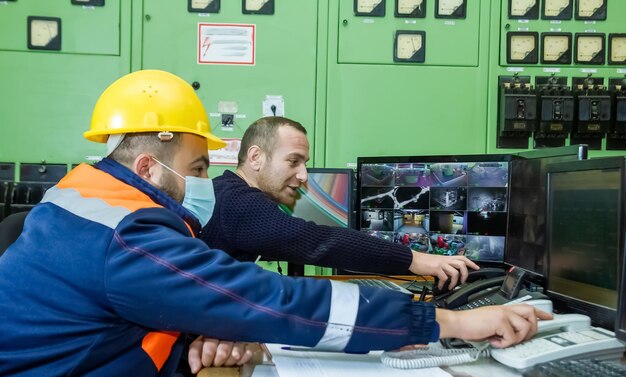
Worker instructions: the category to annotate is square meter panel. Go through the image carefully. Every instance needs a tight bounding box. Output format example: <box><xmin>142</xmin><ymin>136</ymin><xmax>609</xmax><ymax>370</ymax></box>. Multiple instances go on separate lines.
<box><xmin>338</xmin><ymin>0</ymin><xmax>480</xmax><ymax>66</ymax></box>
<box><xmin>0</xmin><ymin>0</ymin><xmax>120</xmax><ymax>55</ymax></box>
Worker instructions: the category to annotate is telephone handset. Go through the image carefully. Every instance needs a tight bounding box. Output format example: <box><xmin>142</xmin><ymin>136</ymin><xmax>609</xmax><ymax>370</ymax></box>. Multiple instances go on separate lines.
<box><xmin>432</xmin><ymin>267</ymin><xmax>506</xmax><ymax>305</ymax></box>
<box><xmin>437</xmin><ymin>276</ymin><xmax>505</xmax><ymax>309</ymax></box>
<box><xmin>438</xmin><ymin>267</ymin><xmax>547</xmax><ymax>310</ymax></box>
<box><xmin>432</xmin><ymin>267</ymin><xmax>506</xmax><ymax>296</ymax></box>
<box><xmin>491</xmin><ymin>313</ymin><xmax>626</xmax><ymax>369</ymax></box>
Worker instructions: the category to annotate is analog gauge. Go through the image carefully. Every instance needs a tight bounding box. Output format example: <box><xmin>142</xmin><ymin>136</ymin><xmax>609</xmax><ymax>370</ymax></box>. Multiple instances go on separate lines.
<box><xmin>393</xmin><ymin>31</ymin><xmax>426</xmax><ymax>62</ymax></box>
<box><xmin>575</xmin><ymin>0</ymin><xmax>607</xmax><ymax>20</ymax></box>
<box><xmin>541</xmin><ymin>33</ymin><xmax>572</xmax><ymax>64</ymax></box>
<box><xmin>395</xmin><ymin>0</ymin><xmax>426</xmax><ymax>18</ymax></box>
<box><xmin>509</xmin><ymin>0</ymin><xmax>538</xmax><ymax>19</ymax></box>
<box><xmin>354</xmin><ymin>0</ymin><xmax>385</xmax><ymax>16</ymax></box>
<box><xmin>542</xmin><ymin>0</ymin><xmax>572</xmax><ymax>19</ymax></box>
<box><xmin>574</xmin><ymin>33</ymin><xmax>605</xmax><ymax>64</ymax></box>
<box><xmin>188</xmin><ymin>0</ymin><xmax>220</xmax><ymax>13</ymax></box>
<box><xmin>71</xmin><ymin>0</ymin><xmax>105</xmax><ymax>5</ymax></box>
<box><xmin>507</xmin><ymin>32</ymin><xmax>538</xmax><ymax>64</ymax></box>
<box><xmin>27</xmin><ymin>16</ymin><xmax>61</xmax><ymax>51</ymax></box>
<box><xmin>435</xmin><ymin>0</ymin><xmax>466</xmax><ymax>19</ymax></box>
<box><xmin>242</xmin><ymin>0</ymin><xmax>274</xmax><ymax>14</ymax></box>
<box><xmin>608</xmin><ymin>34</ymin><xmax>626</xmax><ymax>65</ymax></box>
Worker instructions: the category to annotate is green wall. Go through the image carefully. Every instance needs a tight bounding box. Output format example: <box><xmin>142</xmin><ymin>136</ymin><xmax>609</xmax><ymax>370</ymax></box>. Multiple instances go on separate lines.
<box><xmin>2</xmin><ymin>0</ymin><xmax>626</xmax><ymax>171</ymax></box>
<box><xmin>2</xmin><ymin>0</ymin><xmax>625</xmax><ymax>275</ymax></box>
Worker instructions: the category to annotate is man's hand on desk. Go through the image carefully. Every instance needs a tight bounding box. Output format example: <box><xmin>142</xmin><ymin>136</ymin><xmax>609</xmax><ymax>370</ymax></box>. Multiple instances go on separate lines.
<box><xmin>436</xmin><ymin>305</ymin><xmax>554</xmax><ymax>349</ymax></box>
<box><xmin>188</xmin><ymin>336</ymin><xmax>261</xmax><ymax>373</ymax></box>
<box><xmin>409</xmin><ymin>251</ymin><xmax>480</xmax><ymax>290</ymax></box>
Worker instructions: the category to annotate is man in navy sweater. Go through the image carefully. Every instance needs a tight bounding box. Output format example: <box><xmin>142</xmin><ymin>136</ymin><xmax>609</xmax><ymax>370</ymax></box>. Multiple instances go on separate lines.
<box><xmin>200</xmin><ymin>116</ymin><xmax>479</xmax><ymax>288</ymax></box>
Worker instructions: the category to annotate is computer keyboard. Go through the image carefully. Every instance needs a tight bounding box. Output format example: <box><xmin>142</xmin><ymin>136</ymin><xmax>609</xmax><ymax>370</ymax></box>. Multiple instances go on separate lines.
<box><xmin>346</xmin><ymin>279</ymin><xmax>413</xmax><ymax>295</ymax></box>
<box><xmin>523</xmin><ymin>358</ymin><xmax>626</xmax><ymax>377</ymax></box>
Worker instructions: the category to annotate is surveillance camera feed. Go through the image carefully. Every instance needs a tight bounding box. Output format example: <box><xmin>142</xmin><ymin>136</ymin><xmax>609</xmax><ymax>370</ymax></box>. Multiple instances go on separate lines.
<box><xmin>358</xmin><ymin>158</ymin><xmax>510</xmax><ymax>264</ymax></box>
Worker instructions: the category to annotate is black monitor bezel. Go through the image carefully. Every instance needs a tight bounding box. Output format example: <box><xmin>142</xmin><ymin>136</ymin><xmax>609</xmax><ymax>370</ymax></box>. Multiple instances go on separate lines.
<box><xmin>504</xmin><ymin>144</ymin><xmax>588</xmax><ymax>282</ymax></box>
<box><xmin>545</xmin><ymin>156</ymin><xmax>626</xmax><ymax>331</ymax></box>
<box><xmin>356</xmin><ymin>154</ymin><xmax>514</xmax><ymax>268</ymax></box>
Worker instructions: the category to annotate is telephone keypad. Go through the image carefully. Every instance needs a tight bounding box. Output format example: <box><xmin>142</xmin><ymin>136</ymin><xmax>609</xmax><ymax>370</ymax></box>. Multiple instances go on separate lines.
<box><xmin>457</xmin><ymin>297</ymin><xmax>495</xmax><ymax>310</ymax></box>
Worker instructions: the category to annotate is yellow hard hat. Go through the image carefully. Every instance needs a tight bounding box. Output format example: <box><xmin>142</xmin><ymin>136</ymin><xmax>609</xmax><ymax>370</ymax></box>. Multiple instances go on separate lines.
<box><xmin>84</xmin><ymin>70</ymin><xmax>226</xmax><ymax>150</ymax></box>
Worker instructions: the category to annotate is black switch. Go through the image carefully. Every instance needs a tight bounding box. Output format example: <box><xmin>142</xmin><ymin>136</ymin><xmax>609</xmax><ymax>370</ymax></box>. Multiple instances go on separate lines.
<box><xmin>591</xmin><ymin>100</ymin><xmax>600</xmax><ymax>120</ymax></box>
<box><xmin>553</xmin><ymin>100</ymin><xmax>562</xmax><ymax>120</ymax></box>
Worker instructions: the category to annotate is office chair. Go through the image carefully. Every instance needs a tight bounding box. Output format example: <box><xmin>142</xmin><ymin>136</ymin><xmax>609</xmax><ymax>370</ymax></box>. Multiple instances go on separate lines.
<box><xmin>0</xmin><ymin>211</ymin><xmax>28</xmax><ymax>257</ymax></box>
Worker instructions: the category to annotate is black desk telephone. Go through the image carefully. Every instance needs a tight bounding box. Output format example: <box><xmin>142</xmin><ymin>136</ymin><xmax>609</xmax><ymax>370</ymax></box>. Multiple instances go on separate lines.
<box><xmin>435</xmin><ymin>267</ymin><xmax>547</xmax><ymax>310</ymax></box>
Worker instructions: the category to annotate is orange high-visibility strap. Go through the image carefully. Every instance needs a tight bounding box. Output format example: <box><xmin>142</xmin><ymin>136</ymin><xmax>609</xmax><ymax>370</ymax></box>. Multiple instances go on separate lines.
<box><xmin>61</xmin><ymin>164</ymin><xmax>195</xmax><ymax>236</ymax></box>
<box><xmin>142</xmin><ymin>331</ymin><xmax>180</xmax><ymax>371</ymax></box>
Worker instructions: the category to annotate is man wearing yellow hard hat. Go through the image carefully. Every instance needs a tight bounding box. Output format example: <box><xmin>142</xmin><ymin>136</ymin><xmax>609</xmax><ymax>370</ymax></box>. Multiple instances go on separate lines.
<box><xmin>0</xmin><ymin>70</ymin><xmax>550</xmax><ymax>376</ymax></box>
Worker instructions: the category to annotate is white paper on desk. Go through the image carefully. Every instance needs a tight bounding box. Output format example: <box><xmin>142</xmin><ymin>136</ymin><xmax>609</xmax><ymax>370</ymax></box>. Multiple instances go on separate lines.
<box><xmin>266</xmin><ymin>344</ymin><xmax>452</xmax><ymax>377</ymax></box>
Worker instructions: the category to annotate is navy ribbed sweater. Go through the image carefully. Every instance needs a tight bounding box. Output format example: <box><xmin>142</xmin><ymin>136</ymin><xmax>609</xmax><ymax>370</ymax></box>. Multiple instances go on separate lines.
<box><xmin>200</xmin><ymin>170</ymin><xmax>413</xmax><ymax>274</ymax></box>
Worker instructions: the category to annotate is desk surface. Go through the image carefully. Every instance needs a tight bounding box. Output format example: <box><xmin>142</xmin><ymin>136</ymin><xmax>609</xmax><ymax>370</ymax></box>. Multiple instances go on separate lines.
<box><xmin>250</xmin><ymin>354</ymin><xmax>525</xmax><ymax>377</ymax></box>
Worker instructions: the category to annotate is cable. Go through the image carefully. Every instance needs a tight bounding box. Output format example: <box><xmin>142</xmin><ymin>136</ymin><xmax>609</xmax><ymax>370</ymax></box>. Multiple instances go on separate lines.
<box><xmin>380</xmin><ymin>343</ymin><xmax>490</xmax><ymax>369</ymax></box>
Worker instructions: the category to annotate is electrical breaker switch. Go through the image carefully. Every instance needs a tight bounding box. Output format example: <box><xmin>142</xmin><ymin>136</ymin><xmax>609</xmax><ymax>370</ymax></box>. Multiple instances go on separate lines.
<box><xmin>497</xmin><ymin>76</ymin><xmax>535</xmax><ymax>149</ymax></box>
<box><xmin>571</xmin><ymin>77</ymin><xmax>611</xmax><ymax>150</ymax></box>
<box><xmin>503</xmin><ymin>93</ymin><xmax>536</xmax><ymax>132</ymax></box>
<box><xmin>535</xmin><ymin>76</ymin><xmax>573</xmax><ymax>148</ymax></box>
<box><xmin>576</xmin><ymin>96</ymin><xmax>611</xmax><ymax>132</ymax></box>
<box><xmin>606</xmin><ymin>79</ymin><xmax>626</xmax><ymax>150</ymax></box>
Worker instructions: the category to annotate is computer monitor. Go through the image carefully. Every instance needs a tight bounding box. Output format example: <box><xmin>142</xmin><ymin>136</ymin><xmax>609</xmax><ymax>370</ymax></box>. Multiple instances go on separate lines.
<box><xmin>617</xmin><ymin>227</ymin><xmax>626</xmax><ymax>341</ymax></box>
<box><xmin>284</xmin><ymin>168</ymin><xmax>354</xmax><ymax>228</ymax></box>
<box><xmin>506</xmin><ymin>145</ymin><xmax>588</xmax><ymax>281</ymax></box>
<box><xmin>357</xmin><ymin>155</ymin><xmax>512</xmax><ymax>267</ymax></box>
<box><xmin>546</xmin><ymin>157</ymin><xmax>625</xmax><ymax>330</ymax></box>
<box><xmin>280</xmin><ymin>167</ymin><xmax>355</xmax><ymax>275</ymax></box>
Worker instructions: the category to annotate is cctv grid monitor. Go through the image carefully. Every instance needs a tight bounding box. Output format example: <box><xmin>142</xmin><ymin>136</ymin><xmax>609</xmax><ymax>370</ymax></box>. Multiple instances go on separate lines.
<box><xmin>505</xmin><ymin>144</ymin><xmax>588</xmax><ymax>281</ymax></box>
<box><xmin>357</xmin><ymin>155</ymin><xmax>512</xmax><ymax>266</ymax></box>
<box><xmin>546</xmin><ymin>157</ymin><xmax>625</xmax><ymax>330</ymax></box>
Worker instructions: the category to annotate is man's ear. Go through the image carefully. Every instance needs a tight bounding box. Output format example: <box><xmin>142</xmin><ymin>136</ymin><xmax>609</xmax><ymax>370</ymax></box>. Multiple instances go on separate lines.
<box><xmin>133</xmin><ymin>154</ymin><xmax>155</xmax><ymax>181</ymax></box>
<box><xmin>247</xmin><ymin>145</ymin><xmax>265</xmax><ymax>172</ymax></box>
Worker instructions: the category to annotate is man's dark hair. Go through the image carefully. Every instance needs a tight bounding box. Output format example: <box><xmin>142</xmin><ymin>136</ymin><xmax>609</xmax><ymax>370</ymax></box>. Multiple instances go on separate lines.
<box><xmin>108</xmin><ymin>132</ymin><xmax>182</xmax><ymax>168</ymax></box>
<box><xmin>237</xmin><ymin>116</ymin><xmax>307</xmax><ymax>167</ymax></box>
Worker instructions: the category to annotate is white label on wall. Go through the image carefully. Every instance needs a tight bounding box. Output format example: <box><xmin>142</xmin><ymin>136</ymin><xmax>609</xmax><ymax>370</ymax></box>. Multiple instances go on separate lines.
<box><xmin>581</xmin><ymin>68</ymin><xmax>598</xmax><ymax>74</ymax></box>
<box><xmin>218</xmin><ymin>101</ymin><xmax>238</xmax><ymax>114</ymax></box>
<box><xmin>198</xmin><ymin>23</ymin><xmax>255</xmax><ymax>65</ymax></box>
<box><xmin>544</xmin><ymin>68</ymin><xmax>561</xmax><ymax>73</ymax></box>
<box><xmin>507</xmin><ymin>67</ymin><xmax>525</xmax><ymax>72</ymax></box>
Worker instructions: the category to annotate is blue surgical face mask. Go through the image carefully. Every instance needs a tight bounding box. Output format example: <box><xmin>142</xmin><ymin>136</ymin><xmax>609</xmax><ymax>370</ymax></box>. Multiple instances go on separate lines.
<box><xmin>152</xmin><ymin>157</ymin><xmax>215</xmax><ymax>227</ymax></box>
